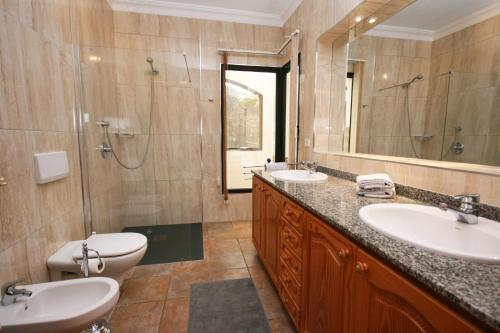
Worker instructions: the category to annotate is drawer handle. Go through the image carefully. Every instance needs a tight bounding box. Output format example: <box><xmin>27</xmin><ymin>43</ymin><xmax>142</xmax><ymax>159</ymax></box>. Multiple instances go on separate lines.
<box><xmin>337</xmin><ymin>249</ymin><xmax>350</xmax><ymax>260</ymax></box>
<box><xmin>355</xmin><ymin>262</ymin><xmax>368</xmax><ymax>273</ymax></box>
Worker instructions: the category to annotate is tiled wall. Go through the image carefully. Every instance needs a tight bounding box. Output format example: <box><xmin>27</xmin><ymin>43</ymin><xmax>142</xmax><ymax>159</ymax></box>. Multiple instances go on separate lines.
<box><xmin>0</xmin><ymin>0</ymin><xmax>115</xmax><ymax>285</ymax></box>
<box><xmin>284</xmin><ymin>0</ymin><xmax>500</xmax><ymax>207</ymax></box>
<box><xmin>348</xmin><ymin>35</ymin><xmax>432</xmax><ymax>157</ymax></box>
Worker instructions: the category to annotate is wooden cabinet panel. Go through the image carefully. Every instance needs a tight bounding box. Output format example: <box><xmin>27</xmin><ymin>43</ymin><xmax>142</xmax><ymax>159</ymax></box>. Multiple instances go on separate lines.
<box><xmin>252</xmin><ymin>177</ymin><xmax>263</xmax><ymax>252</ymax></box>
<box><xmin>351</xmin><ymin>248</ymin><xmax>482</xmax><ymax>333</ymax></box>
<box><xmin>304</xmin><ymin>213</ymin><xmax>353</xmax><ymax>333</ymax></box>
<box><xmin>263</xmin><ymin>185</ymin><xmax>282</xmax><ymax>284</ymax></box>
<box><xmin>279</xmin><ymin>260</ymin><xmax>301</xmax><ymax>305</ymax></box>
<box><xmin>282</xmin><ymin>198</ymin><xmax>304</xmax><ymax>231</ymax></box>
<box><xmin>280</xmin><ymin>284</ymin><xmax>301</xmax><ymax>328</ymax></box>
<box><xmin>305</xmin><ymin>215</ymin><xmax>353</xmax><ymax>333</ymax></box>
<box><xmin>281</xmin><ymin>220</ymin><xmax>303</xmax><ymax>259</ymax></box>
<box><xmin>280</xmin><ymin>243</ymin><xmax>303</xmax><ymax>284</ymax></box>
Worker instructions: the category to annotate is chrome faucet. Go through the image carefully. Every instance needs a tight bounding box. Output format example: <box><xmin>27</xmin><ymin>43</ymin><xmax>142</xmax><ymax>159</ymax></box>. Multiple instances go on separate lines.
<box><xmin>439</xmin><ymin>193</ymin><xmax>480</xmax><ymax>225</ymax></box>
<box><xmin>81</xmin><ymin>242</ymin><xmax>103</xmax><ymax>278</ymax></box>
<box><xmin>299</xmin><ymin>160</ymin><xmax>318</xmax><ymax>173</ymax></box>
<box><xmin>1</xmin><ymin>279</ymin><xmax>32</xmax><ymax>305</ymax></box>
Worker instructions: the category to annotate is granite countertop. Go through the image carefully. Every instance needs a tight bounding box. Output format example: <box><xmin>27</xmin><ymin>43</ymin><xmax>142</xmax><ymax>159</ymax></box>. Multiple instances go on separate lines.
<box><xmin>253</xmin><ymin>170</ymin><xmax>500</xmax><ymax>330</ymax></box>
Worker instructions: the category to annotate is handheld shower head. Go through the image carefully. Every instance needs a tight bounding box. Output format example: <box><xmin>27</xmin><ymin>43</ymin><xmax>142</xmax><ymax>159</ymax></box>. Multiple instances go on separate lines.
<box><xmin>146</xmin><ymin>57</ymin><xmax>159</xmax><ymax>75</ymax></box>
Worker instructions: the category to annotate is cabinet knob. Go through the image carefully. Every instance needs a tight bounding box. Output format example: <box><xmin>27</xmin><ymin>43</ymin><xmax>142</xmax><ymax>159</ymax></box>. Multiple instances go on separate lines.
<box><xmin>337</xmin><ymin>249</ymin><xmax>350</xmax><ymax>260</ymax></box>
<box><xmin>0</xmin><ymin>176</ymin><xmax>6</xmax><ymax>186</ymax></box>
<box><xmin>355</xmin><ymin>262</ymin><xmax>368</xmax><ymax>273</ymax></box>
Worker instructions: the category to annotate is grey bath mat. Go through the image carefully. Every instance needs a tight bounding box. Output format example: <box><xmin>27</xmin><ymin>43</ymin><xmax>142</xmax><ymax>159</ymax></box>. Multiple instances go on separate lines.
<box><xmin>188</xmin><ymin>278</ymin><xmax>271</xmax><ymax>333</ymax></box>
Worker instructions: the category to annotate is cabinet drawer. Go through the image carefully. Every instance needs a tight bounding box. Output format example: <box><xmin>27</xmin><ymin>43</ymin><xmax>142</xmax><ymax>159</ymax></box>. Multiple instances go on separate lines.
<box><xmin>282</xmin><ymin>199</ymin><xmax>304</xmax><ymax>232</ymax></box>
<box><xmin>280</xmin><ymin>244</ymin><xmax>302</xmax><ymax>284</ymax></box>
<box><xmin>281</xmin><ymin>220</ymin><xmax>303</xmax><ymax>259</ymax></box>
<box><xmin>280</xmin><ymin>260</ymin><xmax>301</xmax><ymax>305</ymax></box>
<box><xmin>280</xmin><ymin>284</ymin><xmax>301</xmax><ymax>329</ymax></box>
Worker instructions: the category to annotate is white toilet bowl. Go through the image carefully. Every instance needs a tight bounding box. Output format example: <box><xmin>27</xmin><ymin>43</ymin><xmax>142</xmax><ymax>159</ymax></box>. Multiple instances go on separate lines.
<box><xmin>47</xmin><ymin>233</ymin><xmax>148</xmax><ymax>285</ymax></box>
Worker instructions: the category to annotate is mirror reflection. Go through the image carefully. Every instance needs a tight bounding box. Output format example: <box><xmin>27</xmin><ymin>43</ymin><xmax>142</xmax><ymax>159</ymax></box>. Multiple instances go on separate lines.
<box><xmin>323</xmin><ymin>0</ymin><xmax>500</xmax><ymax>167</ymax></box>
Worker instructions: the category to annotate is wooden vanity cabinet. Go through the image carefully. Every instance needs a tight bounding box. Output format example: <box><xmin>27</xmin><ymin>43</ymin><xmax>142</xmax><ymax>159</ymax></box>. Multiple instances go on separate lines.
<box><xmin>351</xmin><ymin>248</ymin><xmax>482</xmax><ymax>333</ymax></box>
<box><xmin>252</xmin><ymin>177</ymin><xmax>264</xmax><ymax>252</ymax></box>
<box><xmin>303</xmin><ymin>212</ymin><xmax>353</xmax><ymax>333</ymax></box>
<box><xmin>252</xmin><ymin>176</ymin><xmax>282</xmax><ymax>285</ymax></box>
<box><xmin>252</xmin><ymin>177</ymin><xmax>483</xmax><ymax>333</ymax></box>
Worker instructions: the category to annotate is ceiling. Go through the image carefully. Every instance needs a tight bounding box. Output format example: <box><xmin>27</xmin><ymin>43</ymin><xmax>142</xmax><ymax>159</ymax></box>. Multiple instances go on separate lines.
<box><xmin>107</xmin><ymin>0</ymin><xmax>303</xmax><ymax>27</ymax></box>
<box><xmin>369</xmin><ymin>0</ymin><xmax>500</xmax><ymax>41</ymax></box>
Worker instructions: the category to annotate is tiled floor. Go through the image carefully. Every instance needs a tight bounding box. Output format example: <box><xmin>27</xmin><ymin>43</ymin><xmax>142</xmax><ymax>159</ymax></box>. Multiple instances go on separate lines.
<box><xmin>108</xmin><ymin>221</ymin><xmax>296</xmax><ymax>333</ymax></box>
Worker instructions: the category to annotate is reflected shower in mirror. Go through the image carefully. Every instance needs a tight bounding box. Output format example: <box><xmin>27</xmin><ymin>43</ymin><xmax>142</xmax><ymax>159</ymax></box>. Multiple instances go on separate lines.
<box><xmin>319</xmin><ymin>0</ymin><xmax>500</xmax><ymax>167</ymax></box>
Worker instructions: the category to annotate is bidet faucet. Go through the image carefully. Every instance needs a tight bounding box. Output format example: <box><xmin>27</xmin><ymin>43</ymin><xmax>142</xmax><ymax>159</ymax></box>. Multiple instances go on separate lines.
<box><xmin>299</xmin><ymin>160</ymin><xmax>318</xmax><ymax>173</ymax></box>
<box><xmin>439</xmin><ymin>193</ymin><xmax>480</xmax><ymax>225</ymax></box>
<box><xmin>82</xmin><ymin>242</ymin><xmax>103</xmax><ymax>278</ymax></box>
<box><xmin>1</xmin><ymin>279</ymin><xmax>32</xmax><ymax>305</ymax></box>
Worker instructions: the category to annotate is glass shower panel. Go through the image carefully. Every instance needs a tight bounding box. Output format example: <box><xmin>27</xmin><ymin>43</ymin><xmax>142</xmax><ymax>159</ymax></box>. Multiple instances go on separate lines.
<box><xmin>77</xmin><ymin>42</ymin><xmax>202</xmax><ymax>234</ymax></box>
<box><xmin>441</xmin><ymin>71</ymin><xmax>500</xmax><ymax>166</ymax></box>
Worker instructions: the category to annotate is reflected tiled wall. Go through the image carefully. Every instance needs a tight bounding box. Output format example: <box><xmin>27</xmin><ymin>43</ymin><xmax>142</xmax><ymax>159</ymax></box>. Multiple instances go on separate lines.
<box><xmin>0</xmin><ymin>0</ymin><xmax>114</xmax><ymax>284</ymax></box>
<box><xmin>348</xmin><ymin>35</ymin><xmax>432</xmax><ymax>158</ymax></box>
<box><xmin>284</xmin><ymin>0</ymin><xmax>500</xmax><ymax>206</ymax></box>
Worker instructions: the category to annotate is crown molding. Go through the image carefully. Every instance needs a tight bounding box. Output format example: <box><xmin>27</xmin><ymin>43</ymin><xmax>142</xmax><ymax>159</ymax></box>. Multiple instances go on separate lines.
<box><xmin>433</xmin><ymin>1</ymin><xmax>500</xmax><ymax>40</ymax></box>
<box><xmin>365</xmin><ymin>25</ymin><xmax>434</xmax><ymax>42</ymax></box>
<box><xmin>366</xmin><ymin>1</ymin><xmax>500</xmax><ymax>42</ymax></box>
<box><xmin>107</xmin><ymin>0</ymin><xmax>291</xmax><ymax>27</ymax></box>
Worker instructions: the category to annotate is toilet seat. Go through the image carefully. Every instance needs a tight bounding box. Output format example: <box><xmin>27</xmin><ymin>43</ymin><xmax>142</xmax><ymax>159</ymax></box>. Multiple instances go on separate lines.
<box><xmin>72</xmin><ymin>233</ymin><xmax>148</xmax><ymax>259</ymax></box>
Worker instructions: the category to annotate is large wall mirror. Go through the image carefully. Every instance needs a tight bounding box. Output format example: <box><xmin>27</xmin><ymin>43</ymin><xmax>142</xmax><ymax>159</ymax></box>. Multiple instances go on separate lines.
<box><xmin>314</xmin><ymin>0</ymin><xmax>500</xmax><ymax>168</ymax></box>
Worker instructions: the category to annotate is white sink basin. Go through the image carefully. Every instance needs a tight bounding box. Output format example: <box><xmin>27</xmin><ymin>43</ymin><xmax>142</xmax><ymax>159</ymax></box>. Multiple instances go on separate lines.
<box><xmin>270</xmin><ymin>170</ymin><xmax>328</xmax><ymax>183</ymax></box>
<box><xmin>0</xmin><ymin>277</ymin><xmax>119</xmax><ymax>333</ymax></box>
<box><xmin>359</xmin><ymin>204</ymin><xmax>500</xmax><ymax>264</ymax></box>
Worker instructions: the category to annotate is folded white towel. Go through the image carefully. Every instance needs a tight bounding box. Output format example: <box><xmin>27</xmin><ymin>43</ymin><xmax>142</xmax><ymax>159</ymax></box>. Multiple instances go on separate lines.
<box><xmin>356</xmin><ymin>185</ymin><xmax>396</xmax><ymax>198</ymax></box>
<box><xmin>265</xmin><ymin>162</ymin><xmax>288</xmax><ymax>171</ymax></box>
<box><xmin>356</xmin><ymin>173</ymin><xmax>394</xmax><ymax>189</ymax></box>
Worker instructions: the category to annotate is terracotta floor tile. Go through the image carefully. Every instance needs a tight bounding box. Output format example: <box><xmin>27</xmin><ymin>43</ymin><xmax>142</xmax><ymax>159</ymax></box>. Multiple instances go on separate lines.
<box><xmin>269</xmin><ymin>317</ymin><xmax>297</xmax><ymax>333</ymax></box>
<box><xmin>249</xmin><ymin>265</ymin><xmax>274</xmax><ymax>290</ymax></box>
<box><xmin>158</xmin><ymin>298</ymin><xmax>190</xmax><ymax>333</ymax></box>
<box><xmin>204</xmin><ymin>239</ymin><xmax>241</xmax><ymax>258</ymax></box>
<box><xmin>207</xmin><ymin>252</ymin><xmax>247</xmax><ymax>271</ymax></box>
<box><xmin>206</xmin><ymin>221</ymin><xmax>233</xmax><ymax>231</ymax></box>
<box><xmin>131</xmin><ymin>263</ymin><xmax>173</xmax><ymax>279</ymax></box>
<box><xmin>238</xmin><ymin>238</ymin><xmax>256</xmax><ymax>252</ymax></box>
<box><xmin>232</xmin><ymin>221</ymin><xmax>252</xmax><ymax>229</ymax></box>
<box><xmin>167</xmin><ymin>269</ymin><xmax>212</xmax><ymax>299</ymax></box>
<box><xmin>242</xmin><ymin>250</ymin><xmax>261</xmax><ymax>267</ymax></box>
<box><xmin>257</xmin><ymin>286</ymin><xmax>288</xmax><ymax>320</ymax></box>
<box><xmin>119</xmin><ymin>275</ymin><xmax>170</xmax><ymax>305</ymax></box>
<box><xmin>110</xmin><ymin>301</ymin><xmax>164</xmax><ymax>333</ymax></box>
<box><xmin>210</xmin><ymin>267</ymin><xmax>250</xmax><ymax>281</ymax></box>
<box><xmin>207</xmin><ymin>228</ymin><xmax>238</xmax><ymax>240</ymax></box>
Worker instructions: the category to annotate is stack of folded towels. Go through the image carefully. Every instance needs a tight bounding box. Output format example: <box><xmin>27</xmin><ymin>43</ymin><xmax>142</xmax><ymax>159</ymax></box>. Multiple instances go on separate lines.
<box><xmin>356</xmin><ymin>173</ymin><xmax>396</xmax><ymax>198</ymax></box>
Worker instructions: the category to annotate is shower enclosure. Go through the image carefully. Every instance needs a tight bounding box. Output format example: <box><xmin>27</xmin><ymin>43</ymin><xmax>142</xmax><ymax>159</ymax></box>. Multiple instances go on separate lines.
<box><xmin>76</xmin><ymin>39</ymin><xmax>203</xmax><ymax>235</ymax></box>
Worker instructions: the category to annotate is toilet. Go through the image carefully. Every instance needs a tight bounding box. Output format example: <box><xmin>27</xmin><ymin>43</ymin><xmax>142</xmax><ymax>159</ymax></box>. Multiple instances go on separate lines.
<box><xmin>47</xmin><ymin>233</ymin><xmax>148</xmax><ymax>285</ymax></box>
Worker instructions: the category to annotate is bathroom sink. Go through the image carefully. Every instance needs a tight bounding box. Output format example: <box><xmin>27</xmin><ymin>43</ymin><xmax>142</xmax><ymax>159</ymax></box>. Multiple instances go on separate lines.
<box><xmin>359</xmin><ymin>204</ymin><xmax>500</xmax><ymax>263</ymax></box>
<box><xmin>0</xmin><ymin>277</ymin><xmax>119</xmax><ymax>333</ymax></box>
<box><xmin>270</xmin><ymin>170</ymin><xmax>328</xmax><ymax>183</ymax></box>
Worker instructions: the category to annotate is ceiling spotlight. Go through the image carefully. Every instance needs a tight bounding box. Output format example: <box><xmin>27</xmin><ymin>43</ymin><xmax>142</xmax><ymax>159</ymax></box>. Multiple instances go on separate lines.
<box><xmin>368</xmin><ymin>17</ymin><xmax>377</xmax><ymax>24</ymax></box>
<box><xmin>89</xmin><ymin>55</ymin><xmax>102</xmax><ymax>62</ymax></box>
<box><xmin>355</xmin><ymin>16</ymin><xmax>363</xmax><ymax>23</ymax></box>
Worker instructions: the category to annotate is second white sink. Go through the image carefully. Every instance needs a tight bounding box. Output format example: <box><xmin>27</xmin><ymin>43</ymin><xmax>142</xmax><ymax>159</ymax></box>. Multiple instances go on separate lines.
<box><xmin>359</xmin><ymin>203</ymin><xmax>500</xmax><ymax>264</ymax></box>
<box><xmin>0</xmin><ymin>277</ymin><xmax>119</xmax><ymax>333</ymax></box>
<box><xmin>270</xmin><ymin>170</ymin><xmax>328</xmax><ymax>183</ymax></box>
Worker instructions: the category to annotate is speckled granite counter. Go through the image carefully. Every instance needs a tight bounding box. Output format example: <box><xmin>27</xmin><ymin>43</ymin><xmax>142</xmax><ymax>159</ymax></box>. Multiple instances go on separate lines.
<box><xmin>253</xmin><ymin>170</ymin><xmax>500</xmax><ymax>331</ymax></box>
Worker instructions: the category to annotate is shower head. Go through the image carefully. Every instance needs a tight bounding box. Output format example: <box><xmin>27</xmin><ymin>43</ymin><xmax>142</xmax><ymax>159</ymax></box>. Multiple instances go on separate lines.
<box><xmin>146</xmin><ymin>57</ymin><xmax>159</xmax><ymax>75</ymax></box>
<box><xmin>403</xmin><ymin>74</ymin><xmax>424</xmax><ymax>87</ymax></box>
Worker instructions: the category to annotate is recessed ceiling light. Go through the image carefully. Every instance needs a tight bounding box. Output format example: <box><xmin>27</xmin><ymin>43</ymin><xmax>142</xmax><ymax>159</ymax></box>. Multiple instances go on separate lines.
<box><xmin>89</xmin><ymin>55</ymin><xmax>102</xmax><ymax>62</ymax></box>
<box><xmin>355</xmin><ymin>16</ymin><xmax>363</xmax><ymax>23</ymax></box>
<box><xmin>368</xmin><ymin>17</ymin><xmax>377</xmax><ymax>24</ymax></box>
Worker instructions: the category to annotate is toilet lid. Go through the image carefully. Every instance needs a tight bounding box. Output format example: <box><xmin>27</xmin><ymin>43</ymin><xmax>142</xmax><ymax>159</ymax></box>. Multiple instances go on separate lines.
<box><xmin>72</xmin><ymin>233</ymin><xmax>148</xmax><ymax>259</ymax></box>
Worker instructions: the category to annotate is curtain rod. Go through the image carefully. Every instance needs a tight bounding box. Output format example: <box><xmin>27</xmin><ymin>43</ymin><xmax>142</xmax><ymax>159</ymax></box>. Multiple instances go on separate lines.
<box><xmin>217</xmin><ymin>29</ymin><xmax>300</xmax><ymax>56</ymax></box>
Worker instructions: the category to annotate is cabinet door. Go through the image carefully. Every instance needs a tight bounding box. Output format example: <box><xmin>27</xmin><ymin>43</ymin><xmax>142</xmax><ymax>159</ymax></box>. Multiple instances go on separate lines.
<box><xmin>351</xmin><ymin>248</ymin><xmax>481</xmax><ymax>333</ymax></box>
<box><xmin>263</xmin><ymin>186</ymin><xmax>281</xmax><ymax>284</ymax></box>
<box><xmin>304</xmin><ymin>213</ymin><xmax>353</xmax><ymax>333</ymax></box>
<box><xmin>252</xmin><ymin>177</ymin><xmax>263</xmax><ymax>252</ymax></box>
